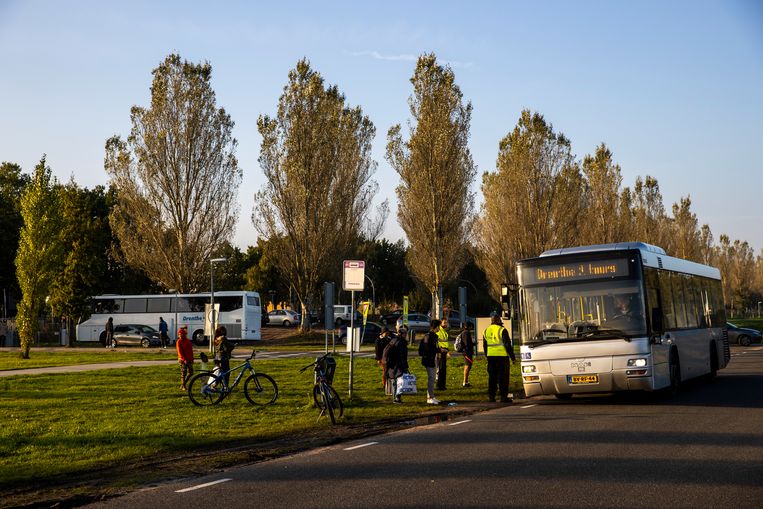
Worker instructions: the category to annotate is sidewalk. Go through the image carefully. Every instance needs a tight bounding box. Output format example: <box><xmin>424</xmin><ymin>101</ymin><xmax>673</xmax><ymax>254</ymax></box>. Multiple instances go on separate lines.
<box><xmin>0</xmin><ymin>359</ymin><xmax>179</xmax><ymax>378</ymax></box>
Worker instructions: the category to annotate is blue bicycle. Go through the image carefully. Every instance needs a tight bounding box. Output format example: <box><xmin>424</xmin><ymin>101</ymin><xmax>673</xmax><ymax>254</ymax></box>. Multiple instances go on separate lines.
<box><xmin>187</xmin><ymin>350</ymin><xmax>278</xmax><ymax>407</ymax></box>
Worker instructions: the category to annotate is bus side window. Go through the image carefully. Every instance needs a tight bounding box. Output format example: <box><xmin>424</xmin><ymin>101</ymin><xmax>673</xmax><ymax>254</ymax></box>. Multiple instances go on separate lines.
<box><xmin>657</xmin><ymin>270</ymin><xmax>676</xmax><ymax>330</ymax></box>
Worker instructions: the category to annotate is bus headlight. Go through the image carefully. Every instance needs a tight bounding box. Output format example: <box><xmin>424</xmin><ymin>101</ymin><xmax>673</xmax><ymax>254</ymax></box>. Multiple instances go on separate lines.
<box><xmin>627</xmin><ymin>358</ymin><xmax>647</xmax><ymax>367</ymax></box>
<box><xmin>522</xmin><ymin>365</ymin><xmax>537</xmax><ymax>373</ymax></box>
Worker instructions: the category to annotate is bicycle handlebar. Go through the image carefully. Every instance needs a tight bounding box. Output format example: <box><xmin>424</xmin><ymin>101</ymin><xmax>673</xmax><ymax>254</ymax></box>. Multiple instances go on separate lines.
<box><xmin>298</xmin><ymin>352</ymin><xmax>332</xmax><ymax>372</ymax></box>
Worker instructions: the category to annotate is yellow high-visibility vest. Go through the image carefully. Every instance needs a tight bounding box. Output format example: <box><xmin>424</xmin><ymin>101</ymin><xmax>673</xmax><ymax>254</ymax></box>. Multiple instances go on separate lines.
<box><xmin>484</xmin><ymin>324</ymin><xmax>508</xmax><ymax>356</ymax></box>
<box><xmin>436</xmin><ymin>327</ymin><xmax>449</xmax><ymax>349</ymax></box>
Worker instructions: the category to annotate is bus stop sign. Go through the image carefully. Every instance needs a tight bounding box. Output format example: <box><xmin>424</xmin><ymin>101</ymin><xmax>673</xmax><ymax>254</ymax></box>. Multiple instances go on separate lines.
<box><xmin>342</xmin><ymin>260</ymin><xmax>365</xmax><ymax>292</ymax></box>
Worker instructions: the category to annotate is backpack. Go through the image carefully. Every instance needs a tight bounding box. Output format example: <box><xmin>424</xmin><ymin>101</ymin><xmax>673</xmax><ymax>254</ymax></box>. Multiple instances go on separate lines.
<box><xmin>454</xmin><ymin>332</ymin><xmax>464</xmax><ymax>353</ymax></box>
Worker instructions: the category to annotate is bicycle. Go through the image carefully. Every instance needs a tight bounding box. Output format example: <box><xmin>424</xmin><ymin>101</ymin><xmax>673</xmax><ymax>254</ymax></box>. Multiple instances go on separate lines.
<box><xmin>187</xmin><ymin>350</ymin><xmax>278</xmax><ymax>407</ymax></box>
<box><xmin>299</xmin><ymin>353</ymin><xmax>343</xmax><ymax>424</ymax></box>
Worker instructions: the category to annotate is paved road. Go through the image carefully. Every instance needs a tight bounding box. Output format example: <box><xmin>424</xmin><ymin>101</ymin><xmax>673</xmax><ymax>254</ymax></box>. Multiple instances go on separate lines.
<box><xmin>85</xmin><ymin>345</ymin><xmax>763</xmax><ymax>509</ymax></box>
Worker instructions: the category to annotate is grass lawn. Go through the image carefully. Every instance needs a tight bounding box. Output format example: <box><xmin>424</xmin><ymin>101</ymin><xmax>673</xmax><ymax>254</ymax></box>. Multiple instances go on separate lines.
<box><xmin>0</xmin><ymin>349</ymin><xmax>521</xmax><ymax>493</ymax></box>
<box><xmin>0</xmin><ymin>349</ymin><xmax>177</xmax><ymax>370</ymax></box>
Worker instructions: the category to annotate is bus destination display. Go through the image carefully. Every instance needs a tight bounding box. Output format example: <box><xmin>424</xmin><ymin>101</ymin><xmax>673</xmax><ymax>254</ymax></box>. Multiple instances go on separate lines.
<box><xmin>521</xmin><ymin>258</ymin><xmax>630</xmax><ymax>285</ymax></box>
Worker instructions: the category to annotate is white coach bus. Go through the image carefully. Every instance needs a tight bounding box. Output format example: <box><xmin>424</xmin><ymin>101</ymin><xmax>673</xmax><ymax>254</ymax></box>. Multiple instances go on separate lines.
<box><xmin>516</xmin><ymin>242</ymin><xmax>729</xmax><ymax>398</ymax></box>
<box><xmin>76</xmin><ymin>291</ymin><xmax>263</xmax><ymax>346</ymax></box>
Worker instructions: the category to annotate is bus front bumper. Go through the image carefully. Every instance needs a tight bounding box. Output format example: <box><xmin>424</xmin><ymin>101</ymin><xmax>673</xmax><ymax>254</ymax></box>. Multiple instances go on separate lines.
<box><xmin>522</xmin><ymin>369</ymin><xmax>653</xmax><ymax>397</ymax></box>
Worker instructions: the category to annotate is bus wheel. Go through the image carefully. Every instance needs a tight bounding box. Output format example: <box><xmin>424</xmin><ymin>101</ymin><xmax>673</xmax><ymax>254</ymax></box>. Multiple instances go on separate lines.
<box><xmin>99</xmin><ymin>331</ymin><xmax>107</xmax><ymax>346</ymax></box>
<box><xmin>708</xmin><ymin>343</ymin><xmax>719</xmax><ymax>379</ymax></box>
<box><xmin>668</xmin><ymin>351</ymin><xmax>681</xmax><ymax>396</ymax></box>
<box><xmin>192</xmin><ymin>329</ymin><xmax>205</xmax><ymax>346</ymax></box>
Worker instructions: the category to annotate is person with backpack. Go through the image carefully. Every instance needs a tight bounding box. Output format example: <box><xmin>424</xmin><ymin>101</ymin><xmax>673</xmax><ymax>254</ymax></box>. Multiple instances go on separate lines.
<box><xmin>419</xmin><ymin>319</ymin><xmax>441</xmax><ymax>404</ymax></box>
<box><xmin>375</xmin><ymin>327</ymin><xmax>393</xmax><ymax>390</ymax></box>
<box><xmin>455</xmin><ymin>322</ymin><xmax>475</xmax><ymax>387</ymax></box>
<box><xmin>382</xmin><ymin>329</ymin><xmax>409</xmax><ymax>403</ymax></box>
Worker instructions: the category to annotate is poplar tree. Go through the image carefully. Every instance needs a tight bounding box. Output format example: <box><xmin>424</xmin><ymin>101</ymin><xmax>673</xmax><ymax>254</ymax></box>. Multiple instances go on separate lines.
<box><xmin>386</xmin><ymin>54</ymin><xmax>476</xmax><ymax>316</ymax></box>
<box><xmin>476</xmin><ymin>110</ymin><xmax>582</xmax><ymax>298</ymax></box>
<box><xmin>105</xmin><ymin>54</ymin><xmax>241</xmax><ymax>292</ymax></box>
<box><xmin>581</xmin><ymin>143</ymin><xmax>624</xmax><ymax>245</ymax></box>
<box><xmin>255</xmin><ymin>59</ymin><xmax>380</xmax><ymax>331</ymax></box>
<box><xmin>15</xmin><ymin>157</ymin><xmax>62</xmax><ymax>358</ymax></box>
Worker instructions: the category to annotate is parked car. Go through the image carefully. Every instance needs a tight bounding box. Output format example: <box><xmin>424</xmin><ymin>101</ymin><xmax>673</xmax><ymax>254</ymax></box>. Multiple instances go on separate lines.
<box><xmin>726</xmin><ymin>322</ymin><xmax>762</xmax><ymax>346</ymax></box>
<box><xmin>428</xmin><ymin>310</ymin><xmax>476</xmax><ymax>328</ymax></box>
<box><xmin>379</xmin><ymin>310</ymin><xmax>417</xmax><ymax>325</ymax></box>
<box><xmin>333</xmin><ymin>305</ymin><xmax>362</xmax><ymax>326</ymax></box>
<box><xmin>112</xmin><ymin>324</ymin><xmax>161</xmax><ymax>348</ymax></box>
<box><xmin>396</xmin><ymin>313</ymin><xmax>431</xmax><ymax>333</ymax></box>
<box><xmin>268</xmin><ymin>309</ymin><xmax>301</xmax><ymax>327</ymax></box>
<box><xmin>338</xmin><ymin>321</ymin><xmax>384</xmax><ymax>345</ymax></box>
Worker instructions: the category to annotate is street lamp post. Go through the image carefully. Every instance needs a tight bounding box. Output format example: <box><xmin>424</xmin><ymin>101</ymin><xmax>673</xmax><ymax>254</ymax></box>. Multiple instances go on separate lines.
<box><xmin>209</xmin><ymin>258</ymin><xmax>227</xmax><ymax>354</ymax></box>
<box><xmin>758</xmin><ymin>301</ymin><xmax>762</xmax><ymax>318</ymax></box>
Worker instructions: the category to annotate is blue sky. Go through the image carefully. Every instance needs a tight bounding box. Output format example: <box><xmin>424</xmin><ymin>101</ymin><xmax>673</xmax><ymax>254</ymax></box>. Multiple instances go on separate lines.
<box><xmin>1</xmin><ymin>0</ymin><xmax>761</xmax><ymax>253</ymax></box>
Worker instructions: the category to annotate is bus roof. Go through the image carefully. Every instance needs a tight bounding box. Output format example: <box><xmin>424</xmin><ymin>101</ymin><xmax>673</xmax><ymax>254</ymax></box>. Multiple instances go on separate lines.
<box><xmin>92</xmin><ymin>291</ymin><xmax>260</xmax><ymax>299</ymax></box>
<box><xmin>533</xmin><ymin>242</ymin><xmax>721</xmax><ymax>280</ymax></box>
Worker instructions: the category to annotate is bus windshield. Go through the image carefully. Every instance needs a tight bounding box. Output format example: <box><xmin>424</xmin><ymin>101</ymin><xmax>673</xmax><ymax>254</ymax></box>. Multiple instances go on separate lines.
<box><xmin>521</xmin><ymin>280</ymin><xmax>647</xmax><ymax>346</ymax></box>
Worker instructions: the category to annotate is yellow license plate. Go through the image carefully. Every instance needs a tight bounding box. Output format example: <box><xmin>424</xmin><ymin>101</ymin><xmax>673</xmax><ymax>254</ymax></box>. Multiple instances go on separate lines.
<box><xmin>568</xmin><ymin>374</ymin><xmax>599</xmax><ymax>384</ymax></box>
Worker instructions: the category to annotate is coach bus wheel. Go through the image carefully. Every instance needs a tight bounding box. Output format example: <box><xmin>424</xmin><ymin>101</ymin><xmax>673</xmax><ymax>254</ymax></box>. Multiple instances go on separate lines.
<box><xmin>192</xmin><ymin>329</ymin><xmax>205</xmax><ymax>346</ymax></box>
<box><xmin>99</xmin><ymin>331</ymin><xmax>107</xmax><ymax>346</ymax></box>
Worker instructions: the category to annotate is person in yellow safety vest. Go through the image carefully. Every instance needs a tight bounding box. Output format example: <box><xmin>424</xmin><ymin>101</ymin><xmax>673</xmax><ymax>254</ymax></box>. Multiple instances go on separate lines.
<box><xmin>435</xmin><ymin>319</ymin><xmax>450</xmax><ymax>390</ymax></box>
<box><xmin>482</xmin><ymin>313</ymin><xmax>516</xmax><ymax>403</ymax></box>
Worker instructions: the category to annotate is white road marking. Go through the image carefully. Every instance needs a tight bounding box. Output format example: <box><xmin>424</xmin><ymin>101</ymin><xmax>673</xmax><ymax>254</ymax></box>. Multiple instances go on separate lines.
<box><xmin>521</xmin><ymin>404</ymin><xmax>537</xmax><ymax>409</ymax></box>
<box><xmin>175</xmin><ymin>478</ymin><xmax>232</xmax><ymax>493</ymax></box>
<box><xmin>448</xmin><ymin>419</ymin><xmax>472</xmax><ymax>426</ymax></box>
<box><xmin>344</xmin><ymin>442</ymin><xmax>378</xmax><ymax>451</ymax></box>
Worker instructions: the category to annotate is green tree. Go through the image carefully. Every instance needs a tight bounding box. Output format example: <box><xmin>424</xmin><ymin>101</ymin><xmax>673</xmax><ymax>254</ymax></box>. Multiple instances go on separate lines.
<box><xmin>0</xmin><ymin>162</ymin><xmax>30</xmax><ymax>314</ymax></box>
<box><xmin>357</xmin><ymin>238</ymin><xmax>416</xmax><ymax>307</ymax></box>
<box><xmin>386</xmin><ymin>54</ymin><xmax>476</xmax><ymax>317</ymax></box>
<box><xmin>105</xmin><ymin>54</ymin><xmax>241</xmax><ymax>293</ymax></box>
<box><xmin>15</xmin><ymin>157</ymin><xmax>63</xmax><ymax>358</ymax></box>
<box><xmin>476</xmin><ymin>110</ymin><xmax>583</xmax><ymax>299</ymax></box>
<box><xmin>630</xmin><ymin>175</ymin><xmax>672</xmax><ymax>251</ymax></box>
<box><xmin>255</xmin><ymin>59</ymin><xmax>381</xmax><ymax>331</ymax></box>
<box><xmin>581</xmin><ymin>143</ymin><xmax>624</xmax><ymax>245</ymax></box>
<box><xmin>47</xmin><ymin>182</ymin><xmax>112</xmax><ymax>343</ymax></box>
<box><xmin>670</xmin><ymin>196</ymin><xmax>702</xmax><ymax>262</ymax></box>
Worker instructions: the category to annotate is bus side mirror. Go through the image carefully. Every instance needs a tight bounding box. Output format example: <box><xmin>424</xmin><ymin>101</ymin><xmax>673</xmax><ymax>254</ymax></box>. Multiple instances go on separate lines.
<box><xmin>651</xmin><ymin>308</ymin><xmax>663</xmax><ymax>335</ymax></box>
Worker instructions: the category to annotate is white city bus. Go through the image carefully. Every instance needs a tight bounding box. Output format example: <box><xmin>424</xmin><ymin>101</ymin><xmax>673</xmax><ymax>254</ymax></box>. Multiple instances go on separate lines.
<box><xmin>76</xmin><ymin>291</ymin><xmax>263</xmax><ymax>346</ymax></box>
<box><xmin>516</xmin><ymin>242</ymin><xmax>729</xmax><ymax>398</ymax></box>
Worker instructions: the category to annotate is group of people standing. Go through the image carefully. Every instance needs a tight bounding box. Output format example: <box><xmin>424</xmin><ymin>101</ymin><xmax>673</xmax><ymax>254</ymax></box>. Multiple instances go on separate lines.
<box><xmin>376</xmin><ymin>314</ymin><xmax>516</xmax><ymax>405</ymax></box>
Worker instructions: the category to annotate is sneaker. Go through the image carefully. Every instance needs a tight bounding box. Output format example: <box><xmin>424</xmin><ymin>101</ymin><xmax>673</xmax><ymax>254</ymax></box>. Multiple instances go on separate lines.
<box><xmin>427</xmin><ymin>398</ymin><xmax>440</xmax><ymax>404</ymax></box>
<box><xmin>462</xmin><ymin>383</ymin><xmax>471</xmax><ymax>388</ymax></box>
<box><xmin>392</xmin><ymin>397</ymin><xmax>402</xmax><ymax>404</ymax></box>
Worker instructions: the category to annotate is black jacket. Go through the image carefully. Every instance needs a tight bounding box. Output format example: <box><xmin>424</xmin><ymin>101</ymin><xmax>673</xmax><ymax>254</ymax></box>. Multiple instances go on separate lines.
<box><xmin>419</xmin><ymin>331</ymin><xmax>439</xmax><ymax>368</ymax></box>
<box><xmin>383</xmin><ymin>337</ymin><xmax>409</xmax><ymax>379</ymax></box>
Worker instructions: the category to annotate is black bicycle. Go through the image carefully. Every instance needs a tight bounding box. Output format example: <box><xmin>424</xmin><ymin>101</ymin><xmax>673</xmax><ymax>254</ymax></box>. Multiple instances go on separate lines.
<box><xmin>300</xmin><ymin>353</ymin><xmax>343</xmax><ymax>424</ymax></box>
<box><xmin>187</xmin><ymin>350</ymin><xmax>278</xmax><ymax>407</ymax></box>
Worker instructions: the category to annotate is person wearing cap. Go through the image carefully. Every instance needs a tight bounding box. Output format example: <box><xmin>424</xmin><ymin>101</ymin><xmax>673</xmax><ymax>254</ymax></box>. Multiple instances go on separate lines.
<box><xmin>176</xmin><ymin>327</ymin><xmax>194</xmax><ymax>391</ymax></box>
<box><xmin>375</xmin><ymin>326</ymin><xmax>393</xmax><ymax>391</ymax></box>
<box><xmin>482</xmin><ymin>314</ymin><xmax>516</xmax><ymax>403</ymax></box>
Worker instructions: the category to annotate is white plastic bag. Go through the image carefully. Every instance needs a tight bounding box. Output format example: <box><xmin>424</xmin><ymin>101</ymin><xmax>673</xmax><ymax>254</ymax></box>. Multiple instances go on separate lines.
<box><xmin>396</xmin><ymin>373</ymin><xmax>417</xmax><ymax>395</ymax></box>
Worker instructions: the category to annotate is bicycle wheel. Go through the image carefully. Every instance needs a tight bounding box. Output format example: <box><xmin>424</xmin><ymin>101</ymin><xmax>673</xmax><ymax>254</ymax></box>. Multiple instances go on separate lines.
<box><xmin>187</xmin><ymin>372</ymin><xmax>225</xmax><ymax>406</ymax></box>
<box><xmin>312</xmin><ymin>383</ymin><xmax>343</xmax><ymax>419</ymax></box>
<box><xmin>244</xmin><ymin>373</ymin><xmax>278</xmax><ymax>405</ymax></box>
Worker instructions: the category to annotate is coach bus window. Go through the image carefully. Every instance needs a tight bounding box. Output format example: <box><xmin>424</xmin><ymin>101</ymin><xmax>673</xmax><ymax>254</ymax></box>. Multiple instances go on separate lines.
<box><xmin>123</xmin><ymin>298</ymin><xmax>147</xmax><ymax>313</ymax></box>
<box><xmin>147</xmin><ymin>297</ymin><xmax>172</xmax><ymax>313</ymax></box>
<box><xmin>217</xmin><ymin>296</ymin><xmax>242</xmax><ymax>312</ymax></box>
<box><xmin>94</xmin><ymin>298</ymin><xmax>124</xmax><ymax>314</ymax></box>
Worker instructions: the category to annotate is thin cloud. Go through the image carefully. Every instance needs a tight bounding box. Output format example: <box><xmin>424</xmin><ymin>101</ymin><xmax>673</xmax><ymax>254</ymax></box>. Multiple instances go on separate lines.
<box><xmin>348</xmin><ymin>50</ymin><xmax>474</xmax><ymax>69</ymax></box>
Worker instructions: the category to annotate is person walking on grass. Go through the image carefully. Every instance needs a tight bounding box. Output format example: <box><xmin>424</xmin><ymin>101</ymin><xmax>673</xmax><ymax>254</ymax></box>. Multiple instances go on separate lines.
<box><xmin>375</xmin><ymin>327</ymin><xmax>393</xmax><ymax>392</ymax></box>
<box><xmin>483</xmin><ymin>314</ymin><xmax>516</xmax><ymax>403</ymax></box>
<box><xmin>104</xmin><ymin>317</ymin><xmax>114</xmax><ymax>348</ymax></box>
<box><xmin>435</xmin><ymin>318</ymin><xmax>450</xmax><ymax>390</ymax></box>
<box><xmin>176</xmin><ymin>327</ymin><xmax>194</xmax><ymax>391</ymax></box>
<box><xmin>214</xmin><ymin>325</ymin><xmax>234</xmax><ymax>386</ymax></box>
<box><xmin>459</xmin><ymin>322</ymin><xmax>475</xmax><ymax>387</ymax></box>
<box><xmin>159</xmin><ymin>317</ymin><xmax>169</xmax><ymax>349</ymax></box>
<box><xmin>383</xmin><ymin>329</ymin><xmax>409</xmax><ymax>403</ymax></box>
<box><xmin>419</xmin><ymin>319</ymin><xmax>441</xmax><ymax>405</ymax></box>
